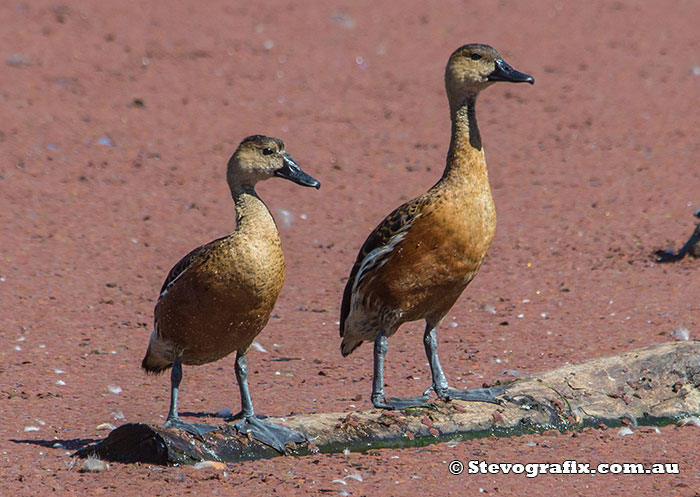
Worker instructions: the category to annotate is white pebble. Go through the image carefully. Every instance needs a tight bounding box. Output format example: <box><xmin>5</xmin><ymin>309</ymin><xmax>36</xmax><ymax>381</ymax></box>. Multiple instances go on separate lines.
<box><xmin>345</xmin><ymin>473</ymin><xmax>363</xmax><ymax>482</ymax></box>
<box><xmin>56</xmin><ymin>380</ymin><xmax>66</xmax><ymax>386</ymax></box>
<box><xmin>617</xmin><ymin>427</ymin><xmax>634</xmax><ymax>436</ymax></box>
<box><xmin>107</xmin><ymin>385</ymin><xmax>122</xmax><ymax>394</ymax></box>
<box><xmin>24</xmin><ymin>426</ymin><xmax>40</xmax><ymax>432</ymax></box>
<box><xmin>14</xmin><ymin>346</ymin><xmax>22</xmax><ymax>351</ymax></box>
<box><xmin>16</xmin><ymin>336</ymin><xmax>25</xmax><ymax>342</ymax></box>
<box><xmin>96</xmin><ymin>423</ymin><xmax>116</xmax><ymax>431</ymax></box>
<box><xmin>517</xmin><ymin>314</ymin><xmax>524</xmax><ymax>318</ymax></box>
<box><xmin>54</xmin><ymin>369</ymin><xmax>65</xmax><ymax>374</ymax></box>
<box><xmin>450</xmin><ymin>321</ymin><xmax>458</xmax><ymax>328</ymax></box>
<box><xmin>540</xmin><ymin>313</ymin><xmax>547</xmax><ymax>318</ymax></box>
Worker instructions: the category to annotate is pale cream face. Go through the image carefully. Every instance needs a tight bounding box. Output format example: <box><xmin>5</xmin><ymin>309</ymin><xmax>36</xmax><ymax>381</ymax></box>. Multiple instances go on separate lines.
<box><xmin>227</xmin><ymin>136</ymin><xmax>286</xmax><ymax>187</ymax></box>
<box><xmin>445</xmin><ymin>44</ymin><xmax>503</xmax><ymax>98</ymax></box>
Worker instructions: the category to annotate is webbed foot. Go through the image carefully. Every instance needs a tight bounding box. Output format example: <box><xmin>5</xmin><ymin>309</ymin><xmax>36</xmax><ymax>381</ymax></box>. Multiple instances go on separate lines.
<box><xmin>234</xmin><ymin>415</ymin><xmax>305</xmax><ymax>453</ymax></box>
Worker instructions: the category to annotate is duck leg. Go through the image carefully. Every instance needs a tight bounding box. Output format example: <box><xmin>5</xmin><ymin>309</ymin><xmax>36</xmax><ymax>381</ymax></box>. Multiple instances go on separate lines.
<box><xmin>371</xmin><ymin>330</ymin><xmax>432</xmax><ymax>409</ymax></box>
<box><xmin>423</xmin><ymin>322</ymin><xmax>504</xmax><ymax>404</ymax></box>
<box><xmin>230</xmin><ymin>352</ymin><xmax>306</xmax><ymax>453</ymax></box>
<box><xmin>163</xmin><ymin>356</ymin><xmax>219</xmax><ymax>436</ymax></box>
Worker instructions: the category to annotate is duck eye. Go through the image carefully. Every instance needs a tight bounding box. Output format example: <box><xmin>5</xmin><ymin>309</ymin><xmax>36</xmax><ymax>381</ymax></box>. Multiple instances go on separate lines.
<box><xmin>262</xmin><ymin>147</ymin><xmax>274</xmax><ymax>156</ymax></box>
<box><xmin>470</xmin><ymin>53</ymin><xmax>482</xmax><ymax>61</ymax></box>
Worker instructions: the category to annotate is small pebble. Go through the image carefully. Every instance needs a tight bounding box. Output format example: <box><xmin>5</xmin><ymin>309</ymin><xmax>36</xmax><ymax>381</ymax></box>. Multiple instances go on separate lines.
<box><xmin>107</xmin><ymin>385</ymin><xmax>122</xmax><ymax>394</ymax></box>
<box><xmin>617</xmin><ymin>427</ymin><xmax>634</xmax><ymax>436</ymax></box>
<box><xmin>56</xmin><ymin>380</ymin><xmax>66</xmax><ymax>386</ymax></box>
<box><xmin>96</xmin><ymin>423</ymin><xmax>116</xmax><ymax>431</ymax></box>
<box><xmin>24</xmin><ymin>426</ymin><xmax>40</xmax><ymax>432</ymax></box>
<box><xmin>216</xmin><ymin>408</ymin><xmax>233</xmax><ymax>418</ymax></box>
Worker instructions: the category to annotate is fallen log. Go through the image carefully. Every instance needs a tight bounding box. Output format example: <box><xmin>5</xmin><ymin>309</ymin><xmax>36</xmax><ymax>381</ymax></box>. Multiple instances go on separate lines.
<box><xmin>77</xmin><ymin>341</ymin><xmax>700</xmax><ymax>465</ymax></box>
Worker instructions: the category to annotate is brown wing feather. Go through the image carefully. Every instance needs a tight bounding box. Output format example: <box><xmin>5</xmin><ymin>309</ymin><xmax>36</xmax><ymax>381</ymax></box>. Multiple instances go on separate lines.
<box><xmin>339</xmin><ymin>196</ymin><xmax>429</xmax><ymax>336</ymax></box>
<box><xmin>158</xmin><ymin>235</ymin><xmax>228</xmax><ymax>296</ymax></box>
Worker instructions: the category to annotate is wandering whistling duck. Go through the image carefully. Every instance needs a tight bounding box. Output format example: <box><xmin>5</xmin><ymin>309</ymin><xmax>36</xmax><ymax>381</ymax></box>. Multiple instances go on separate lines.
<box><xmin>339</xmin><ymin>44</ymin><xmax>534</xmax><ymax>409</ymax></box>
<box><xmin>142</xmin><ymin>135</ymin><xmax>320</xmax><ymax>451</ymax></box>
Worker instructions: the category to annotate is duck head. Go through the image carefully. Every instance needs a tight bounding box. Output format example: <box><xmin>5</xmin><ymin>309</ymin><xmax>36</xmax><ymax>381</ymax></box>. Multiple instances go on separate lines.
<box><xmin>445</xmin><ymin>43</ymin><xmax>534</xmax><ymax>102</ymax></box>
<box><xmin>227</xmin><ymin>135</ymin><xmax>320</xmax><ymax>190</ymax></box>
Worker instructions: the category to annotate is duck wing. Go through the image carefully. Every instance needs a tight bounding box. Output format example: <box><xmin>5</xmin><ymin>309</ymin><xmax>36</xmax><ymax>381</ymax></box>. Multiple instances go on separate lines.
<box><xmin>339</xmin><ymin>196</ymin><xmax>428</xmax><ymax>336</ymax></box>
<box><xmin>157</xmin><ymin>235</ymin><xmax>228</xmax><ymax>298</ymax></box>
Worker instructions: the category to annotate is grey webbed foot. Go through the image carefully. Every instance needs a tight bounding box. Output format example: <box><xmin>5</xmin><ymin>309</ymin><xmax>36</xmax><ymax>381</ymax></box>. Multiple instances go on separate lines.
<box><xmin>234</xmin><ymin>415</ymin><xmax>306</xmax><ymax>453</ymax></box>
<box><xmin>164</xmin><ymin>417</ymin><xmax>219</xmax><ymax>437</ymax></box>
<box><xmin>371</xmin><ymin>394</ymin><xmax>432</xmax><ymax>410</ymax></box>
<box><xmin>442</xmin><ymin>385</ymin><xmax>506</xmax><ymax>404</ymax></box>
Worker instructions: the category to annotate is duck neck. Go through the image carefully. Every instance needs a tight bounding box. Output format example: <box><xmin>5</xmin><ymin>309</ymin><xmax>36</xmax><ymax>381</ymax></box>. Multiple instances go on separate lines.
<box><xmin>231</xmin><ymin>186</ymin><xmax>280</xmax><ymax>241</ymax></box>
<box><xmin>441</xmin><ymin>94</ymin><xmax>487</xmax><ymax>185</ymax></box>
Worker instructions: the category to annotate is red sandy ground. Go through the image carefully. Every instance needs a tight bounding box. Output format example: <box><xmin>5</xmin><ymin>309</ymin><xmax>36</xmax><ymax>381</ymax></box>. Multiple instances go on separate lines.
<box><xmin>1</xmin><ymin>0</ymin><xmax>699</xmax><ymax>495</ymax></box>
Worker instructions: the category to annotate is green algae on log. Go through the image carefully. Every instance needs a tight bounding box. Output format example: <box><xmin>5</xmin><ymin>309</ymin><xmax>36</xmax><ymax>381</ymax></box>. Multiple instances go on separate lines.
<box><xmin>77</xmin><ymin>341</ymin><xmax>700</xmax><ymax>465</ymax></box>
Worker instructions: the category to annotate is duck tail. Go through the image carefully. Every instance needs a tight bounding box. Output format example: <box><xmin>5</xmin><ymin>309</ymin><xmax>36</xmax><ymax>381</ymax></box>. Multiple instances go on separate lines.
<box><xmin>340</xmin><ymin>337</ymin><xmax>363</xmax><ymax>357</ymax></box>
<box><xmin>141</xmin><ymin>330</ymin><xmax>173</xmax><ymax>375</ymax></box>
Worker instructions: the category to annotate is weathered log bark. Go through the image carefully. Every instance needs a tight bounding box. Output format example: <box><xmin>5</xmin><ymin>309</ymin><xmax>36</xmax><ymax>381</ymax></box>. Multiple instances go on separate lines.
<box><xmin>77</xmin><ymin>341</ymin><xmax>700</xmax><ymax>465</ymax></box>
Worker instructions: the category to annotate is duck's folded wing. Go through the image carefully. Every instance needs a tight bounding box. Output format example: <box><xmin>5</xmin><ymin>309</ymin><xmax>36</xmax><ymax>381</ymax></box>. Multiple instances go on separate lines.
<box><xmin>157</xmin><ymin>235</ymin><xmax>228</xmax><ymax>298</ymax></box>
<box><xmin>339</xmin><ymin>197</ymin><xmax>427</xmax><ymax>336</ymax></box>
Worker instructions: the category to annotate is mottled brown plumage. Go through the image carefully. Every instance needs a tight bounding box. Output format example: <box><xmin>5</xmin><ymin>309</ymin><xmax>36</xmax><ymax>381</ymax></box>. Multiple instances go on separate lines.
<box><xmin>340</xmin><ymin>44</ymin><xmax>533</xmax><ymax>409</ymax></box>
<box><xmin>141</xmin><ymin>135</ymin><xmax>319</xmax><ymax>449</ymax></box>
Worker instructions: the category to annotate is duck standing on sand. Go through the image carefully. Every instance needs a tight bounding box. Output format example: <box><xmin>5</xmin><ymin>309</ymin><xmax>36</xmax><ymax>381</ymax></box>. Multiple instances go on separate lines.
<box><xmin>340</xmin><ymin>44</ymin><xmax>534</xmax><ymax>409</ymax></box>
<box><xmin>142</xmin><ymin>135</ymin><xmax>320</xmax><ymax>451</ymax></box>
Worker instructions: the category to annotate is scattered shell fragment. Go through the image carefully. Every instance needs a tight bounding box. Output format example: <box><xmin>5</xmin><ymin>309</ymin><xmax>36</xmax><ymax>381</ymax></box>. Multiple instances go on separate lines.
<box><xmin>193</xmin><ymin>461</ymin><xmax>226</xmax><ymax>470</ymax></box>
<box><xmin>251</xmin><ymin>342</ymin><xmax>268</xmax><ymax>353</ymax></box>
<box><xmin>107</xmin><ymin>385</ymin><xmax>122</xmax><ymax>394</ymax></box>
<box><xmin>677</xmin><ymin>416</ymin><xmax>700</xmax><ymax>427</ymax></box>
<box><xmin>670</xmin><ymin>327</ymin><xmax>690</xmax><ymax>341</ymax></box>
<box><xmin>24</xmin><ymin>426</ymin><xmax>40</xmax><ymax>432</ymax></box>
<box><xmin>96</xmin><ymin>423</ymin><xmax>116</xmax><ymax>431</ymax></box>
<box><xmin>81</xmin><ymin>455</ymin><xmax>109</xmax><ymax>473</ymax></box>
<box><xmin>344</xmin><ymin>473</ymin><xmax>363</xmax><ymax>482</ymax></box>
<box><xmin>617</xmin><ymin>427</ymin><xmax>634</xmax><ymax>436</ymax></box>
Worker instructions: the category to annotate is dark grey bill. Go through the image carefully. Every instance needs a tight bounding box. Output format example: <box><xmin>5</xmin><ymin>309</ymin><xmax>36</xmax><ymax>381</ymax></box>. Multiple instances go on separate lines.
<box><xmin>488</xmin><ymin>59</ymin><xmax>534</xmax><ymax>84</ymax></box>
<box><xmin>275</xmin><ymin>154</ymin><xmax>321</xmax><ymax>189</ymax></box>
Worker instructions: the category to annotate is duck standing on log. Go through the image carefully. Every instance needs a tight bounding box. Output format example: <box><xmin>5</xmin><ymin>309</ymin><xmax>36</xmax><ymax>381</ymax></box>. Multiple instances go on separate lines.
<box><xmin>340</xmin><ymin>44</ymin><xmax>534</xmax><ymax>409</ymax></box>
<box><xmin>142</xmin><ymin>135</ymin><xmax>320</xmax><ymax>451</ymax></box>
